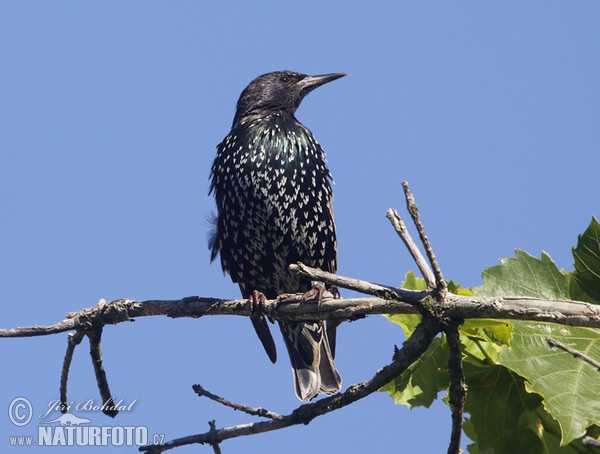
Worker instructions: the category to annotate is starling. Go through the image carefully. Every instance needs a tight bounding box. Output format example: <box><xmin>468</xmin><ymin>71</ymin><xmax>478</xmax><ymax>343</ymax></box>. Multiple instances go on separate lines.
<box><xmin>209</xmin><ymin>70</ymin><xmax>345</xmax><ymax>401</ymax></box>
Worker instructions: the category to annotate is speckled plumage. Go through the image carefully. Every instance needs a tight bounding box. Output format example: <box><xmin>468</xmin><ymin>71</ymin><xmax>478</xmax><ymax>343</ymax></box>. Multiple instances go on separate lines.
<box><xmin>209</xmin><ymin>71</ymin><xmax>345</xmax><ymax>401</ymax></box>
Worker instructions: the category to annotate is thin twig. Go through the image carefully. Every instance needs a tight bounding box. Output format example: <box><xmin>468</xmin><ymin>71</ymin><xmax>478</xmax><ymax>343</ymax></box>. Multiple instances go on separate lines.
<box><xmin>0</xmin><ymin>319</ymin><xmax>80</xmax><ymax>337</ymax></box>
<box><xmin>60</xmin><ymin>331</ymin><xmax>85</xmax><ymax>413</ymax></box>
<box><xmin>546</xmin><ymin>337</ymin><xmax>600</xmax><ymax>370</ymax></box>
<box><xmin>192</xmin><ymin>385</ymin><xmax>284</xmax><ymax>420</ymax></box>
<box><xmin>582</xmin><ymin>436</ymin><xmax>600</xmax><ymax>448</ymax></box>
<box><xmin>139</xmin><ymin>316</ymin><xmax>442</xmax><ymax>453</ymax></box>
<box><xmin>445</xmin><ymin>321</ymin><xmax>466</xmax><ymax>454</ymax></box>
<box><xmin>386</xmin><ymin>208</ymin><xmax>436</xmax><ymax>288</ymax></box>
<box><xmin>290</xmin><ymin>263</ymin><xmax>428</xmax><ymax>301</ymax></box>
<box><xmin>86</xmin><ymin>328</ymin><xmax>118</xmax><ymax>418</ymax></box>
<box><xmin>402</xmin><ymin>181</ymin><xmax>447</xmax><ymax>294</ymax></box>
<box><xmin>208</xmin><ymin>420</ymin><xmax>222</xmax><ymax>454</ymax></box>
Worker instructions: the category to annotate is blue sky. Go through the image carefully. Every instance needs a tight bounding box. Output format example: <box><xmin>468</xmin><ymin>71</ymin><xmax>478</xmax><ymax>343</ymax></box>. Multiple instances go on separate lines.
<box><xmin>1</xmin><ymin>2</ymin><xmax>598</xmax><ymax>452</ymax></box>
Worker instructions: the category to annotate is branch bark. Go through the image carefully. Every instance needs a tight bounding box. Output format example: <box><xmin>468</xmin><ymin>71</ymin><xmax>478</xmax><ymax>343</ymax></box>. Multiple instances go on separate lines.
<box><xmin>1</xmin><ymin>284</ymin><xmax>599</xmax><ymax>341</ymax></box>
<box><xmin>401</xmin><ymin>181</ymin><xmax>447</xmax><ymax>294</ymax></box>
<box><xmin>546</xmin><ymin>337</ymin><xmax>600</xmax><ymax>370</ymax></box>
<box><xmin>139</xmin><ymin>315</ymin><xmax>441</xmax><ymax>453</ymax></box>
<box><xmin>386</xmin><ymin>208</ymin><xmax>435</xmax><ymax>288</ymax></box>
<box><xmin>445</xmin><ymin>321</ymin><xmax>466</xmax><ymax>454</ymax></box>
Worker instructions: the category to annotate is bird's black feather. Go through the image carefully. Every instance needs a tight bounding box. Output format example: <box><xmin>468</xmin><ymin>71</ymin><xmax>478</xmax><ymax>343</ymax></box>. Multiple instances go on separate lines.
<box><xmin>209</xmin><ymin>70</ymin><xmax>345</xmax><ymax>401</ymax></box>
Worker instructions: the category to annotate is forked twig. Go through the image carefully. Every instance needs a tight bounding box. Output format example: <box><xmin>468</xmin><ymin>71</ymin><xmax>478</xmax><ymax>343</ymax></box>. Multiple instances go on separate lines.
<box><xmin>401</xmin><ymin>181</ymin><xmax>447</xmax><ymax>294</ymax></box>
<box><xmin>192</xmin><ymin>385</ymin><xmax>284</xmax><ymax>420</ymax></box>
<box><xmin>546</xmin><ymin>337</ymin><xmax>600</xmax><ymax>370</ymax></box>
<box><xmin>139</xmin><ymin>316</ymin><xmax>441</xmax><ymax>453</ymax></box>
<box><xmin>386</xmin><ymin>208</ymin><xmax>436</xmax><ymax>288</ymax></box>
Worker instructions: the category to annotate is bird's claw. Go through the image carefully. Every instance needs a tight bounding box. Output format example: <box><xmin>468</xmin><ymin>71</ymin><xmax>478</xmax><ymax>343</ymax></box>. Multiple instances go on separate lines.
<box><xmin>248</xmin><ymin>290</ymin><xmax>266</xmax><ymax>314</ymax></box>
<box><xmin>248</xmin><ymin>290</ymin><xmax>274</xmax><ymax>323</ymax></box>
<box><xmin>300</xmin><ymin>281</ymin><xmax>340</xmax><ymax>304</ymax></box>
<box><xmin>329</xmin><ymin>285</ymin><xmax>341</xmax><ymax>299</ymax></box>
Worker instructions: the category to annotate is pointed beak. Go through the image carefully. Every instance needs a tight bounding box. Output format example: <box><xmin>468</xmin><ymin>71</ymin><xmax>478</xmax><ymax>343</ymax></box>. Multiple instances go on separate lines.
<box><xmin>296</xmin><ymin>73</ymin><xmax>347</xmax><ymax>92</ymax></box>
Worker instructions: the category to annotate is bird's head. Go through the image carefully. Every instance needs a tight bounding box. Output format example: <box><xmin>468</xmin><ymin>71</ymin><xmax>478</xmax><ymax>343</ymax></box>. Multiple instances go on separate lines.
<box><xmin>233</xmin><ymin>71</ymin><xmax>346</xmax><ymax>125</ymax></box>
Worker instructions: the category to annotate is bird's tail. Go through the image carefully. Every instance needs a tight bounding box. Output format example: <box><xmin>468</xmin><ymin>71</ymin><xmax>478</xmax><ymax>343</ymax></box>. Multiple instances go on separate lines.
<box><xmin>279</xmin><ymin>321</ymin><xmax>342</xmax><ymax>401</ymax></box>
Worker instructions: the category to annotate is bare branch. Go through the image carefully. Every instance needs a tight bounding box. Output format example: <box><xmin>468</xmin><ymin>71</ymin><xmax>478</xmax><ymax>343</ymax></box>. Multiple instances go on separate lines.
<box><xmin>546</xmin><ymin>337</ymin><xmax>600</xmax><ymax>370</ymax></box>
<box><xmin>402</xmin><ymin>181</ymin><xmax>447</xmax><ymax>294</ymax></box>
<box><xmin>86</xmin><ymin>327</ymin><xmax>118</xmax><ymax>418</ymax></box>
<box><xmin>386</xmin><ymin>208</ymin><xmax>436</xmax><ymax>288</ymax></box>
<box><xmin>0</xmin><ymin>319</ymin><xmax>79</xmax><ymax>337</ymax></box>
<box><xmin>2</xmin><ymin>180</ymin><xmax>598</xmax><ymax>453</ymax></box>
<box><xmin>139</xmin><ymin>316</ymin><xmax>441</xmax><ymax>453</ymax></box>
<box><xmin>1</xmin><ymin>286</ymin><xmax>599</xmax><ymax>343</ymax></box>
<box><xmin>445</xmin><ymin>321</ymin><xmax>466</xmax><ymax>454</ymax></box>
<box><xmin>582</xmin><ymin>436</ymin><xmax>600</xmax><ymax>449</ymax></box>
<box><xmin>60</xmin><ymin>331</ymin><xmax>85</xmax><ymax>413</ymax></box>
<box><xmin>289</xmin><ymin>262</ymin><xmax>428</xmax><ymax>301</ymax></box>
<box><xmin>4</xmin><ymin>180</ymin><xmax>595</xmax><ymax>454</ymax></box>
<box><xmin>192</xmin><ymin>385</ymin><xmax>284</xmax><ymax>420</ymax></box>
<box><xmin>208</xmin><ymin>420</ymin><xmax>221</xmax><ymax>454</ymax></box>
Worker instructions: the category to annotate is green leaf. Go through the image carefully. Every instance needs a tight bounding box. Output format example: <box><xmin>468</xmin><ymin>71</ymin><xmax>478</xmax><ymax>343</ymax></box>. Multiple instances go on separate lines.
<box><xmin>384</xmin><ymin>314</ymin><xmax>421</xmax><ymax>339</ymax></box>
<box><xmin>460</xmin><ymin>319</ymin><xmax>514</xmax><ymax>364</ymax></box>
<box><xmin>473</xmin><ymin>249</ymin><xmax>568</xmax><ymax>299</ymax></box>
<box><xmin>498</xmin><ymin>321</ymin><xmax>600</xmax><ymax>445</ymax></box>
<box><xmin>402</xmin><ymin>271</ymin><xmax>428</xmax><ymax>291</ymax></box>
<box><xmin>464</xmin><ymin>362</ymin><xmax>544</xmax><ymax>454</ymax></box>
<box><xmin>382</xmin><ymin>317</ymin><xmax>516</xmax><ymax>409</ymax></box>
<box><xmin>566</xmin><ymin>272</ymin><xmax>593</xmax><ymax>305</ymax></box>
<box><xmin>387</xmin><ymin>272</ymin><xmax>478</xmax><ymax>338</ymax></box>
<box><xmin>471</xmin><ymin>247</ymin><xmax>600</xmax><ymax>445</ymax></box>
<box><xmin>384</xmin><ymin>273</ymin><xmax>516</xmax><ymax>408</ymax></box>
<box><xmin>461</xmin><ymin>319</ymin><xmax>513</xmax><ymax>347</ymax></box>
<box><xmin>384</xmin><ymin>269</ymin><xmax>446</xmax><ymax>407</ymax></box>
<box><xmin>382</xmin><ymin>272</ymin><xmax>426</xmax><ymax>338</ymax></box>
<box><xmin>380</xmin><ymin>337</ymin><xmax>449</xmax><ymax>408</ymax></box>
<box><xmin>400</xmin><ymin>271</ymin><xmax>474</xmax><ymax>295</ymax></box>
<box><xmin>568</xmin><ymin>216</ymin><xmax>600</xmax><ymax>304</ymax></box>
<box><xmin>535</xmin><ymin>408</ymin><xmax>587</xmax><ymax>454</ymax></box>
<box><xmin>385</xmin><ymin>228</ymin><xmax>600</xmax><ymax>451</ymax></box>
<box><xmin>448</xmin><ymin>279</ymin><xmax>474</xmax><ymax>296</ymax></box>
<box><xmin>382</xmin><ymin>271</ymin><xmax>450</xmax><ymax>408</ymax></box>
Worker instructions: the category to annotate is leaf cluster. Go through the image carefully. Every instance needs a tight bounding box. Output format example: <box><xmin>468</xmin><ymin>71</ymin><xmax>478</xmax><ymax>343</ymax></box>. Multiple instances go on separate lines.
<box><xmin>382</xmin><ymin>217</ymin><xmax>600</xmax><ymax>453</ymax></box>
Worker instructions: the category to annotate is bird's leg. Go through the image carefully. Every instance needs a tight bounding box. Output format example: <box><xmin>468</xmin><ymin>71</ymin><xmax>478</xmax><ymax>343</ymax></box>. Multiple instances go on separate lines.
<box><xmin>300</xmin><ymin>281</ymin><xmax>330</xmax><ymax>304</ymax></box>
<box><xmin>248</xmin><ymin>290</ymin><xmax>275</xmax><ymax>323</ymax></box>
<box><xmin>248</xmin><ymin>290</ymin><xmax>267</xmax><ymax>314</ymax></box>
<box><xmin>328</xmin><ymin>285</ymin><xmax>340</xmax><ymax>299</ymax></box>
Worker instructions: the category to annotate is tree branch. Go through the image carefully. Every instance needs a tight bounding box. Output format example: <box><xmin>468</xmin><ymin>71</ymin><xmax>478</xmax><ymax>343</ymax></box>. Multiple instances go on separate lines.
<box><xmin>402</xmin><ymin>181</ymin><xmax>447</xmax><ymax>294</ymax></box>
<box><xmin>546</xmin><ymin>337</ymin><xmax>600</xmax><ymax>370</ymax></box>
<box><xmin>60</xmin><ymin>331</ymin><xmax>85</xmax><ymax>413</ymax></box>
<box><xmin>139</xmin><ymin>315</ymin><xmax>441</xmax><ymax>453</ymax></box>
<box><xmin>290</xmin><ymin>262</ymin><xmax>428</xmax><ymax>301</ymax></box>
<box><xmin>386</xmin><ymin>208</ymin><xmax>436</xmax><ymax>288</ymax></box>
<box><xmin>207</xmin><ymin>420</ymin><xmax>221</xmax><ymax>454</ymax></box>
<box><xmin>445</xmin><ymin>320</ymin><xmax>466</xmax><ymax>454</ymax></box>
<box><xmin>2</xmin><ymin>179</ymin><xmax>598</xmax><ymax>453</ymax></box>
<box><xmin>1</xmin><ymin>286</ymin><xmax>599</xmax><ymax>341</ymax></box>
<box><xmin>86</xmin><ymin>327</ymin><xmax>119</xmax><ymax>417</ymax></box>
<box><xmin>192</xmin><ymin>385</ymin><xmax>284</xmax><ymax>420</ymax></box>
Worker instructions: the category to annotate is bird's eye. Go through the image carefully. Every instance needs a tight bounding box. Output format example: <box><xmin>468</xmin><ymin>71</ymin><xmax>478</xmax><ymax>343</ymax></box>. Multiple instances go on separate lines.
<box><xmin>279</xmin><ymin>75</ymin><xmax>291</xmax><ymax>83</ymax></box>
